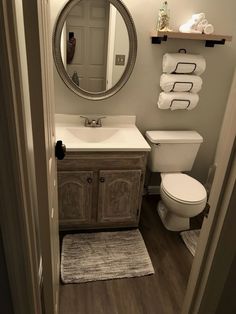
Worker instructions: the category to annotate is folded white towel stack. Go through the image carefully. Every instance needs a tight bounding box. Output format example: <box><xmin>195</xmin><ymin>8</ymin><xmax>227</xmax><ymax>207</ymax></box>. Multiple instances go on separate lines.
<box><xmin>160</xmin><ymin>74</ymin><xmax>203</xmax><ymax>93</ymax></box>
<box><xmin>158</xmin><ymin>51</ymin><xmax>205</xmax><ymax>111</ymax></box>
<box><xmin>179</xmin><ymin>12</ymin><xmax>214</xmax><ymax>35</ymax></box>
<box><xmin>163</xmin><ymin>53</ymin><xmax>206</xmax><ymax>75</ymax></box>
<box><xmin>158</xmin><ymin>92</ymin><xmax>199</xmax><ymax>111</ymax></box>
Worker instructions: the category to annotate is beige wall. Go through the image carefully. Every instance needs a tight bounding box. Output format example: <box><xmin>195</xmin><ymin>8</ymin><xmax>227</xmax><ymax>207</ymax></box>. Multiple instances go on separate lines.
<box><xmin>51</xmin><ymin>0</ymin><xmax>236</xmax><ymax>183</ymax></box>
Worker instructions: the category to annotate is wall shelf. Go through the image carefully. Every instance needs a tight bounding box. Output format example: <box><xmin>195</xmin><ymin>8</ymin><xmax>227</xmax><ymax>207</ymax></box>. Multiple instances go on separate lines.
<box><xmin>151</xmin><ymin>30</ymin><xmax>232</xmax><ymax>47</ymax></box>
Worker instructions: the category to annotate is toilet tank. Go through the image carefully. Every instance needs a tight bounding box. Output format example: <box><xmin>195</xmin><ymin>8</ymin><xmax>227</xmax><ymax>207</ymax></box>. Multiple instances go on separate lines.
<box><xmin>145</xmin><ymin>131</ymin><xmax>203</xmax><ymax>172</ymax></box>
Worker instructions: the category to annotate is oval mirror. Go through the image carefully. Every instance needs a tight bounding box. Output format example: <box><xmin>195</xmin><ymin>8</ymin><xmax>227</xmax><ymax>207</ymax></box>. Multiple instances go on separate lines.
<box><xmin>53</xmin><ymin>0</ymin><xmax>137</xmax><ymax>100</ymax></box>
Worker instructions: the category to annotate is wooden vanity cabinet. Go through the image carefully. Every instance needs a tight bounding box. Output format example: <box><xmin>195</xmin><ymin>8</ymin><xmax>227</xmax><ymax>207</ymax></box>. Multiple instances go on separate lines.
<box><xmin>57</xmin><ymin>151</ymin><xmax>147</xmax><ymax>230</ymax></box>
<box><xmin>97</xmin><ymin>169</ymin><xmax>142</xmax><ymax>224</ymax></box>
<box><xmin>58</xmin><ymin>171</ymin><xmax>93</xmax><ymax>226</ymax></box>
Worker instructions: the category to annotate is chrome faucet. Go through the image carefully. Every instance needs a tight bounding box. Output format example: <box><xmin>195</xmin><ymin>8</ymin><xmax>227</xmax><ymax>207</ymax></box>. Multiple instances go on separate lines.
<box><xmin>80</xmin><ymin>116</ymin><xmax>106</xmax><ymax>127</ymax></box>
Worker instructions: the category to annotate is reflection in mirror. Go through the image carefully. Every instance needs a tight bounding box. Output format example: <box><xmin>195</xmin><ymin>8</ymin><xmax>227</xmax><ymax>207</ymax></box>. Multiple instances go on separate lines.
<box><xmin>60</xmin><ymin>0</ymin><xmax>129</xmax><ymax>93</ymax></box>
<box><xmin>53</xmin><ymin>0</ymin><xmax>137</xmax><ymax>100</ymax></box>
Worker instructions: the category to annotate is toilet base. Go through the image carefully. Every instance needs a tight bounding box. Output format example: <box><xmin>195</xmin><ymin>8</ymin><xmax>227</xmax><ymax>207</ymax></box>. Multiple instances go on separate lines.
<box><xmin>157</xmin><ymin>201</ymin><xmax>190</xmax><ymax>231</ymax></box>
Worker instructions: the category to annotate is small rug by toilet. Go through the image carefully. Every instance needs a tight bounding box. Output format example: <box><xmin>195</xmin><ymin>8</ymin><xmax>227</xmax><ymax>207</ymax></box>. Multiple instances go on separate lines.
<box><xmin>61</xmin><ymin>230</ymin><xmax>154</xmax><ymax>284</ymax></box>
<box><xmin>180</xmin><ymin>229</ymin><xmax>200</xmax><ymax>256</ymax></box>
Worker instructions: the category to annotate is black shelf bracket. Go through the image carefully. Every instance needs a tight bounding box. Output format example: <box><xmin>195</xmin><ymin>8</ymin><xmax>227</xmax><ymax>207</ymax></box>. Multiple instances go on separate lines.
<box><xmin>151</xmin><ymin>35</ymin><xmax>168</xmax><ymax>44</ymax></box>
<box><xmin>205</xmin><ymin>39</ymin><xmax>226</xmax><ymax>47</ymax></box>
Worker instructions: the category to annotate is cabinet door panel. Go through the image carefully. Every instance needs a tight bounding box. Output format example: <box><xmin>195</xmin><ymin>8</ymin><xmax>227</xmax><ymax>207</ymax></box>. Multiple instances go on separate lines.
<box><xmin>58</xmin><ymin>171</ymin><xmax>93</xmax><ymax>227</ymax></box>
<box><xmin>98</xmin><ymin>170</ymin><xmax>142</xmax><ymax>223</ymax></box>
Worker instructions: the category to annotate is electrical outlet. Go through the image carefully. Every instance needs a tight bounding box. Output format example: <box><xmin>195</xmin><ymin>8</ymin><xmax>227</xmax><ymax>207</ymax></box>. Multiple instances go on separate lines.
<box><xmin>115</xmin><ymin>54</ymin><xmax>125</xmax><ymax>66</ymax></box>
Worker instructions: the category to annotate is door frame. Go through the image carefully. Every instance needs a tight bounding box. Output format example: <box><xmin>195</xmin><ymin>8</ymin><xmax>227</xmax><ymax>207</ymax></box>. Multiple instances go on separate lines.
<box><xmin>182</xmin><ymin>69</ymin><xmax>236</xmax><ymax>313</ymax></box>
<box><xmin>1</xmin><ymin>1</ymin><xmax>236</xmax><ymax>313</ymax></box>
<box><xmin>106</xmin><ymin>3</ymin><xmax>117</xmax><ymax>89</ymax></box>
<box><xmin>0</xmin><ymin>0</ymin><xmax>42</xmax><ymax>313</ymax></box>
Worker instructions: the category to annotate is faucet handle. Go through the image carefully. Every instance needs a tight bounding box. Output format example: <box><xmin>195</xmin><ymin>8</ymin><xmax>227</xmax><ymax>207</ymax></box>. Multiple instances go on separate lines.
<box><xmin>96</xmin><ymin>116</ymin><xmax>106</xmax><ymax>126</ymax></box>
<box><xmin>80</xmin><ymin>115</ymin><xmax>90</xmax><ymax>126</ymax></box>
<box><xmin>80</xmin><ymin>115</ymin><xmax>89</xmax><ymax>120</ymax></box>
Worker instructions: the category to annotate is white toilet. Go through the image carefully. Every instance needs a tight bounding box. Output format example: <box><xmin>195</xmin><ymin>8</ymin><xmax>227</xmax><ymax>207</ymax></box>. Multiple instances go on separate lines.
<box><xmin>145</xmin><ymin>130</ymin><xmax>207</xmax><ymax>231</ymax></box>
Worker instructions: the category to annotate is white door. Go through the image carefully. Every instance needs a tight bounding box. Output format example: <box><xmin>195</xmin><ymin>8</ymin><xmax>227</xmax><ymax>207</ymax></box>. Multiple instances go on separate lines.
<box><xmin>23</xmin><ymin>1</ymin><xmax>60</xmax><ymax>313</ymax></box>
<box><xmin>40</xmin><ymin>2</ymin><xmax>60</xmax><ymax>313</ymax></box>
<box><xmin>67</xmin><ymin>0</ymin><xmax>109</xmax><ymax>92</ymax></box>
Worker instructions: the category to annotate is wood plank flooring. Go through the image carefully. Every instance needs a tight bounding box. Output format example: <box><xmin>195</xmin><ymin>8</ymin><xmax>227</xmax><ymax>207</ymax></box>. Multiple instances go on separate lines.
<box><xmin>59</xmin><ymin>196</ymin><xmax>194</xmax><ymax>314</ymax></box>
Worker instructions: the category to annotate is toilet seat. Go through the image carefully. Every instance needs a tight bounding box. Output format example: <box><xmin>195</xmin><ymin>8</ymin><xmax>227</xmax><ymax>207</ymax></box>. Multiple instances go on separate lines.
<box><xmin>161</xmin><ymin>173</ymin><xmax>207</xmax><ymax>205</ymax></box>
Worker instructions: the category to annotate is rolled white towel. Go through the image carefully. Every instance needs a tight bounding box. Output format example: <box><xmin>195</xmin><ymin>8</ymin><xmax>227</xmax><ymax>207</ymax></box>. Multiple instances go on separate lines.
<box><xmin>158</xmin><ymin>92</ymin><xmax>199</xmax><ymax>110</ymax></box>
<box><xmin>179</xmin><ymin>13</ymin><xmax>207</xmax><ymax>33</ymax></box>
<box><xmin>179</xmin><ymin>23</ymin><xmax>201</xmax><ymax>34</ymax></box>
<box><xmin>192</xmin><ymin>13</ymin><xmax>205</xmax><ymax>24</ymax></box>
<box><xmin>163</xmin><ymin>53</ymin><xmax>206</xmax><ymax>75</ymax></box>
<box><xmin>160</xmin><ymin>74</ymin><xmax>203</xmax><ymax>93</ymax></box>
<box><xmin>204</xmin><ymin>24</ymin><xmax>214</xmax><ymax>35</ymax></box>
<box><xmin>195</xmin><ymin>19</ymin><xmax>208</xmax><ymax>33</ymax></box>
<box><xmin>179</xmin><ymin>17</ymin><xmax>202</xmax><ymax>33</ymax></box>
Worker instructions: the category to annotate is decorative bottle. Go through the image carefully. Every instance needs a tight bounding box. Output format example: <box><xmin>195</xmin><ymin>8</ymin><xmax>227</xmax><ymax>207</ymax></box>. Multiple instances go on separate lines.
<box><xmin>158</xmin><ymin>1</ymin><xmax>170</xmax><ymax>31</ymax></box>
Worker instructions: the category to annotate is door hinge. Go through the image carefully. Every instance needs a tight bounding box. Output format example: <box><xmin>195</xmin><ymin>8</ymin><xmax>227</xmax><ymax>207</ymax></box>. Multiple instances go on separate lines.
<box><xmin>203</xmin><ymin>202</ymin><xmax>210</xmax><ymax>218</ymax></box>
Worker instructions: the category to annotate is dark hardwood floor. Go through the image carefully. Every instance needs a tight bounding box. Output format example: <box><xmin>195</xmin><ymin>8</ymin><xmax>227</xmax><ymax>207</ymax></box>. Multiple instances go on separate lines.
<box><xmin>59</xmin><ymin>196</ymin><xmax>194</xmax><ymax>314</ymax></box>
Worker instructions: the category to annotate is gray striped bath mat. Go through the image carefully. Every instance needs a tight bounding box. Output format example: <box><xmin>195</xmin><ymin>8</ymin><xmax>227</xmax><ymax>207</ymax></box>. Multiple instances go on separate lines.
<box><xmin>61</xmin><ymin>229</ymin><xmax>154</xmax><ymax>283</ymax></box>
<box><xmin>180</xmin><ymin>229</ymin><xmax>200</xmax><ymax>256</ymax></box>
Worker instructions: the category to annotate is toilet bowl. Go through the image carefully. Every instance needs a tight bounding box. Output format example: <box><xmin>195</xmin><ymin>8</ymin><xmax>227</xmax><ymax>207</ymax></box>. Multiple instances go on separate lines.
<box><xmin>145</xmin><ymin>130</ymin><xmax>208</xmax><ymax>232</ymax></box>
<box><xmin>158</xmin><ymin>173</ymin><xmax>207</xmax><ymax>231</ymax></box>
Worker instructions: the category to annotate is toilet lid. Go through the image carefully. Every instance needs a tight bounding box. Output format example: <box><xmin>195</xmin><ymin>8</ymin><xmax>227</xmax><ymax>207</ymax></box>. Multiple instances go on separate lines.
<box><xmin>162</xmin><ymin>173</ymin><xmax>207</xmax><ymax>204</ymax></box>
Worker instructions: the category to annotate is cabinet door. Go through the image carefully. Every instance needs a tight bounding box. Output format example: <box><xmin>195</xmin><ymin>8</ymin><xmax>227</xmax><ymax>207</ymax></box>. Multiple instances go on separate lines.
<box><xmin>58</xmin><ymin>171</ymin><xmax>93</xmax><ymax>227</ymax></box>
<box><xmin>98</xmin><ymin>170</ymin><xmax>142</xmax><ymax>224</ymax></box>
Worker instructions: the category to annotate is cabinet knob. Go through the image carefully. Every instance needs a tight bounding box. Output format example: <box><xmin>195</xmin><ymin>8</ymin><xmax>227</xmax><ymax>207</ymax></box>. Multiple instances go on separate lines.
<box><xmin>99</xmin><ymin>177</ymin><xmax>105</xmax><ymax>183</ymax></box>
<box><xmin>87</xmin><ymin>178</ymin><xmax>93</xmax><ymax>184</ymax></box>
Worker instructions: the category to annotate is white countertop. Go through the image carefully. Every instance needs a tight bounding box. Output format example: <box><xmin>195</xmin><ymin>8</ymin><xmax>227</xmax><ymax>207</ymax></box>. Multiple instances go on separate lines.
<box><xmin>55</xmin><ymin>114</ymin><xmax>150</xmax><ymax>152</ymax></box>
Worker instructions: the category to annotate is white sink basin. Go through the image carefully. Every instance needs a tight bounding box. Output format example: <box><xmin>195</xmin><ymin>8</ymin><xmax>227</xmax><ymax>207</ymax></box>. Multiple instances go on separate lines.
<box><xmin>55</xmin><ymin>114</ymin><xmax>150</xmax><ymax>152</ymax></box>
<box><xmin>67</xmin><ymin>127</ymin><xmax>122</xmax><ymax>143</ymax></box>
